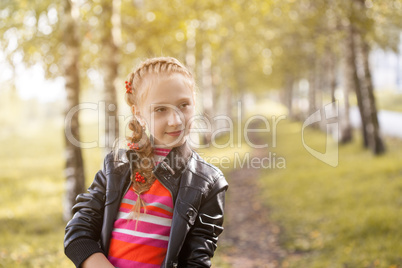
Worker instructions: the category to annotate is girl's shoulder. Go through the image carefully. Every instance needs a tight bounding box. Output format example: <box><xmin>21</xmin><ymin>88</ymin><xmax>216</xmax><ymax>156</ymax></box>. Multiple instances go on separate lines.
<box><xmin>187</xmin><ymin>150</ymin><xmax>227</xmax><ymax>186</ymax></box>
<box><xmin>102</xmin><ymin>148</ymin><xmax>130</xmax><ymax>176</ymax></box>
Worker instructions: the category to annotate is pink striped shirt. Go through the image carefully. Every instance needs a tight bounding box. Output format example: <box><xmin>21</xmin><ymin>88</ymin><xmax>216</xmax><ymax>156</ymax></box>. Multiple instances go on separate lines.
<box><xmin>108</xmin><ymin>148</ymin><xmax>172</xmax><ymax>268</ymax></box>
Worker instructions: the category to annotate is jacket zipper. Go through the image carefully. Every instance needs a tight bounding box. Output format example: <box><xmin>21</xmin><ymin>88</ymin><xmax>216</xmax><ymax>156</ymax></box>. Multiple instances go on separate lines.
<box><xmin>123</xmin><ymin>180</ymin><xmax>132</xmax><ymax>199</ymax></box>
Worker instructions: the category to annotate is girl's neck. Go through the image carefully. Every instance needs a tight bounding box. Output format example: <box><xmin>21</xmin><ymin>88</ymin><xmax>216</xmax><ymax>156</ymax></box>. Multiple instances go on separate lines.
<box><xmin>153</xmin><ymin>147</ymin><xmax>172</xmax><ymax>165</ymax></box>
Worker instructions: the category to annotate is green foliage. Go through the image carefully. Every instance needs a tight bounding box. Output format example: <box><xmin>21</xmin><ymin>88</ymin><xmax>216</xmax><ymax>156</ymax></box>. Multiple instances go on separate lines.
<box><xmin>2</xmin><ymin>0</ymin><xmax>401</xmax><ymax>95</ymax></box>
<box><xmin>254</xmin><ymin>100</ymin><xmax>402</xmax><ymax>267</ymax></box>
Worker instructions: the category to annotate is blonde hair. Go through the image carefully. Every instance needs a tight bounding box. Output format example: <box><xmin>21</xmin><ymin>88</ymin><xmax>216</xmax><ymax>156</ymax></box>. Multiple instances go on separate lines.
<box><xmin>124</xmin><ymin>57</ymin><xmax>195</xmax><ymax>222</ymax></box>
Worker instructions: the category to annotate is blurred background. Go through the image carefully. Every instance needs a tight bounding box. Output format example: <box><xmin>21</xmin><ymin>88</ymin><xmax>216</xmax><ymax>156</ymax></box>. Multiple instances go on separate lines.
<box><xmin>1</xmin><ymin>0</ymin><xmax>402</xmax><ymax>267</ymax></box>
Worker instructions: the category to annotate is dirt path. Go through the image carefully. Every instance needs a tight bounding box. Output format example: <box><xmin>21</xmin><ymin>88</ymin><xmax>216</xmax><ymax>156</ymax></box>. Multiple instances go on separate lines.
<box><xmin>218</xmin><ymin>132</ymin><xmax>287</xmax><ymax>267</ymax></box>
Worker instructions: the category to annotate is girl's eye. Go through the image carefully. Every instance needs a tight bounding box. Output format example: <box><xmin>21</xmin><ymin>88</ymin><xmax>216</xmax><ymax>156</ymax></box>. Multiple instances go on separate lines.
<box><xmin>155</xmin><ymin>107</ymin><xmax>167</xmax><ymax>113</ymax></box>
<box><xmin>180</xmin><ymin>103</ymin><xmax>189</xmax><ymax>109</ymax></box>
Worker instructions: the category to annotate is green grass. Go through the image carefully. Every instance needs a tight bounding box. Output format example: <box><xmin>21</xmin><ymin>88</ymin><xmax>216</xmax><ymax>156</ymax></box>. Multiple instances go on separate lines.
<box><xmin>254</xmin><ymin>101</ymin><xmax>402</xmax><ymax>268</ymax></box>
<box><xmin>0</xmin><ymin>122</ymin><xmax>102</xmax><ymax>268</ymax></box>
<box><xmin>0</xmin><ymin>123</ymin><xmax>69</xmax><ymax>268</ymax></box>
<box><xmin>375</xmin><ymin>90</ymin><xmax>402</xmax><ymax>113</ymax></box>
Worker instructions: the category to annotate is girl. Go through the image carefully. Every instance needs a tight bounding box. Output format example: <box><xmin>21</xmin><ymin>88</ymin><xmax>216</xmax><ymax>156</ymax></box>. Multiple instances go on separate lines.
<box><xmin>64</xmin><ymin>57</ymin><xmax>228</xmax><ymax>268</ymax></box>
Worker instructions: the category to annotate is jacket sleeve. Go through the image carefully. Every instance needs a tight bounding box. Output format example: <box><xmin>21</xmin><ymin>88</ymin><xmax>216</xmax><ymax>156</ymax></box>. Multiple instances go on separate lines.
<box><xmin>178</xmin><ymin>174</ymin><xmax>228</xmax><ymax>267</ymax></box>
<box><xmin>63</xmin><ymin>167</ymin><xmax>107</xmax><ymax>267</ymax></box>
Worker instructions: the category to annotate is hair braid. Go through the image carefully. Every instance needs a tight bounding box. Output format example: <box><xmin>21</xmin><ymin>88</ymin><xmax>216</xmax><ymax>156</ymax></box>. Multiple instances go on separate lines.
<box><xmin>123</xmin><ymin>57</ymin><xmax>195</xmax><ymax>223</ymax></box>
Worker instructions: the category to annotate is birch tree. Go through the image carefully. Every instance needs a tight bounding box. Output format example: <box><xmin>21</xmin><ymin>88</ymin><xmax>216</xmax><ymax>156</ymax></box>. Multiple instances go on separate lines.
<box><xmin>61</xmin><ymin>0</ymin><xmax>86</xmax><ymax>221</ymax></box>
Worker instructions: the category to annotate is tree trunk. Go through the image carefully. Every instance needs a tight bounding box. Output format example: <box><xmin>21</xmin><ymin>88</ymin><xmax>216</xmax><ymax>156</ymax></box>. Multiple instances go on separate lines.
<box><xmin>306</xmin><ymin>56</ymin><xmax>324</xmax><ymax>129</ymax></box>
<box><xmin>222</xmin><ymin>50</ymin><xmax>234</xmax><ymax>118</ymax></box>
<box><xmin>326</xmin><ymin>51</ymin><xmax>339</xmax><ymax>140</ymax></box>
<box><xmin>62</xmin><ymin>0</ymin><xmax>86</xmax><ymax>222</ymax></box>
<box><xmin>340</xmin><ymin>31</ymin><xmax>355</xmax><ymax>143</ymax></box>
<box><xmin>353</xmin><ymin>0</ymin><xmax>386</xmax><ymax>155</ymax></box>
<box><xmin>212</xmin><ymin>65</ymin><xmax>226</xmax><ymax>134</ymax></box>
<box><xmin>224</xmin><ymin>85</ymin><xmax>233</xmax><ymax>118</ymax></box>
<box><xmin>315</xmin><ymin>56</ymin><xmax>324</xmax><ymax>130</ymax></box>
<box><xmin>283</xmin><ymin>73</ymin><xmax>294</xmax><ymax>120</ymax></box>
<box><xmin>200</xmin><ymin>43</ymin><xmax>213</xmax><ymax>144</ymax></box>
<box><xmin>327</xmin><ymin>52</ymin><xmax>337</xmax><ymax>104</ymax></box>
<box><xmin>359</xmin><ymin>38</ymin><xmax>386</xmax><ymax>154</ymax></box>
<box><xmin>185</xmin><ymin>21</ymin><xmax>196</xmax><ymax>74</ymax></box>
<box><xmin>308</xmin><ymin>58</ymin><xmax>317</xmax><ymax>126</ymax></box>
<box><xmin>342</xmin><ymin>23</ymin><xmax>369</xmax><ymax>144</ymax></box>
<box><xmin>100</xmin><ymin>0</ymin><xmax>120</xmax><ymax>153</ymax></box>
<box><xmin>340</xmin><ymin>82</ymin><xmax>353</xmax><ymax>143</ymax></box>
<box><xmin>349</xmin><ymin>24</ymin><xmax>369</xmax><ymax>146</ymax></box>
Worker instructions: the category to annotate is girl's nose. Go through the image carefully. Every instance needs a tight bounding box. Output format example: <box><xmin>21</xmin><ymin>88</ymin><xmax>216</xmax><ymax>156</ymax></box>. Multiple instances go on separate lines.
<box><xmin>168</xmin><ymin>110</ymin><xmax>183</xmax><ymax>126</ymax></box>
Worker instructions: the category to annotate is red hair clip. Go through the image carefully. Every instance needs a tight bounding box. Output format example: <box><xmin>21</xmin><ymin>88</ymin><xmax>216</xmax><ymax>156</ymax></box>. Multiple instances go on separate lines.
<box><xmin>135</xmin><ymin>172</ymin><xmax>146</xmax><ymax>183</ymax></box>
<box><xmin>125</xmin><ymin>81</ymin><xmax>132</xmax><ymax>94</ymax></box>
<box><xmin>127</xmin><ymin>142</ymin><xmax>139</xmax><ymax>150</ymax></box>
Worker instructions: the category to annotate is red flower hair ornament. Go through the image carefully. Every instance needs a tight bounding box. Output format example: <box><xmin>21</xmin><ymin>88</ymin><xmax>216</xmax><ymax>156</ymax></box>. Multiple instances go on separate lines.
<box><xmin>127</xmin><ymin>142</ymin><xmax>139</xmax><ymax>150</ymax></box>
<box><xmin>125</xmin><ymin>81</ymin><xmax>132</xmax><ymax>94</ymax></box>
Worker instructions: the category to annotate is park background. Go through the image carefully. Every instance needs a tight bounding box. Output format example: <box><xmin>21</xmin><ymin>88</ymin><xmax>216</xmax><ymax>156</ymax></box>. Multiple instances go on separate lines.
<box><xmin>1</xmin><ymin>0</ymin><xmax>402</xmax><ymax>267</ymax></box>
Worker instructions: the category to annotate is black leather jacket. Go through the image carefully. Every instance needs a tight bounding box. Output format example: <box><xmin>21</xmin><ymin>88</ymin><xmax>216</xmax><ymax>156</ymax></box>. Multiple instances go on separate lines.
<box><xmin>64</xmin><ymin>141</ymin><xmax>228</xmax><ymax>268</ymax></box>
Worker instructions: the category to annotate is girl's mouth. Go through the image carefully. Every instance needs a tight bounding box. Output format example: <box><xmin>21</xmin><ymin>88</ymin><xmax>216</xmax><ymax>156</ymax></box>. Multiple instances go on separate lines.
<box><xmin>166</xmin><ymin>130</ymin><xmax>183</xmax><ymax>136</ymax></box>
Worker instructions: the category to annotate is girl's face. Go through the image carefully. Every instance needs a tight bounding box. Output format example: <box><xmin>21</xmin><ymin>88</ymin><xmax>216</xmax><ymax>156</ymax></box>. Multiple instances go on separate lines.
<box><xmin>135</xmin><ymin>74</ymin><xmax>195</xmax><ymax>149</ymax></box>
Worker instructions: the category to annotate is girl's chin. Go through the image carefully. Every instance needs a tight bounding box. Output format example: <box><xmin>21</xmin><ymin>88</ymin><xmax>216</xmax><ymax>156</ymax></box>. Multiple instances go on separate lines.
<box><xmin>153</xmin><ymin>136</ymin><xmax>186</xmax><ymax>149</ymax></box>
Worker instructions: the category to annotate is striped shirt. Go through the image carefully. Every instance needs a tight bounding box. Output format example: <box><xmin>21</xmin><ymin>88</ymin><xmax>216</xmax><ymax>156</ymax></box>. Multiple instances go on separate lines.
<box><xmin>108</xmin><ymin>148</ymin><xmax>172</xmax><ymax>268</ymax></box>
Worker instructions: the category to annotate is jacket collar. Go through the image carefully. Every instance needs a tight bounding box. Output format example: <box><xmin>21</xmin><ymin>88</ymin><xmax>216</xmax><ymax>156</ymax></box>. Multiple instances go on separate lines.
<box><xmin>125</xmin><ymin>140</ymin><xmax>193</xmax><ymax>180</ymax></box>
<box><xmin>154</xmin><ymin>140</ymin><xmax>193</xmax><ymax>178</ymax></box>
<box><xmin>136</xmin><ymin>141</ymin><xmax>193</xmax><ymax>202</ymax></box>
